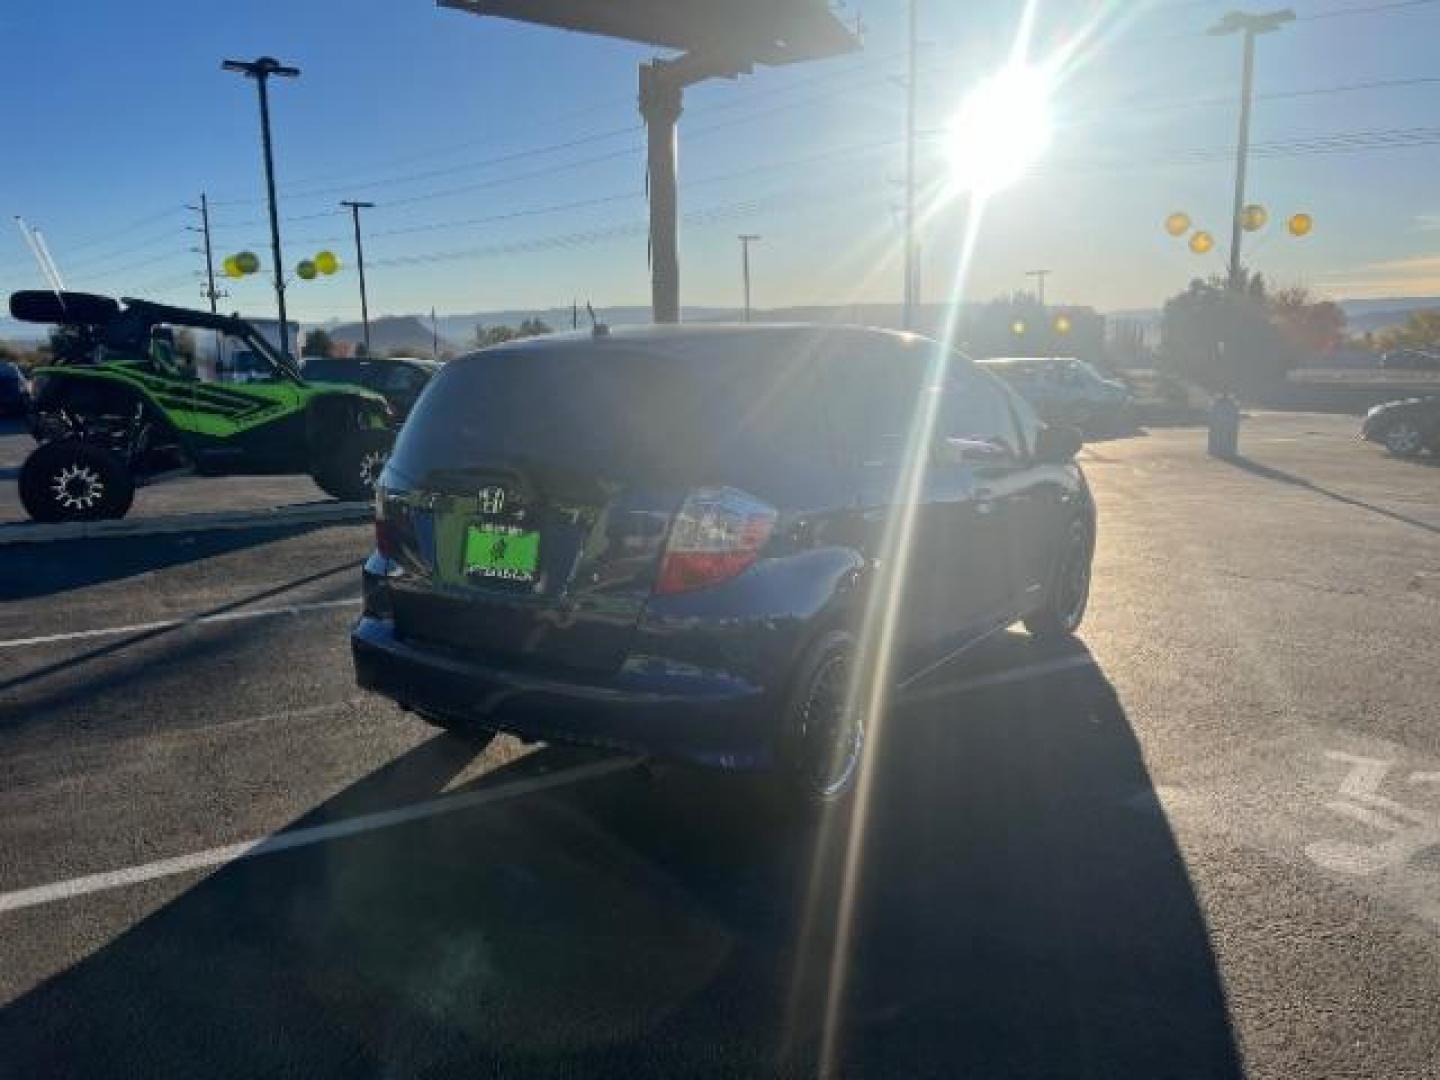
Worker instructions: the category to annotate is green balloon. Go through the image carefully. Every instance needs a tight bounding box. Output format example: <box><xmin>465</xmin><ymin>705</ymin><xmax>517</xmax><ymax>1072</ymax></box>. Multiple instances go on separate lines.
<box><xmin>296</xmin><ymin>259</ymin><xmax>317</xmax><ymax>281</ymax></box>
<box><xmin>235</xmin><ymin>251</ymin><xmax>260</xmax><ymax>275</ymax></box>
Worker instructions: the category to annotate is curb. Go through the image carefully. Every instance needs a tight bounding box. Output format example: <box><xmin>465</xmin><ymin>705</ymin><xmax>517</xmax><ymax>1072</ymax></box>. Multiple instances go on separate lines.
<box><xmin>0</xmin><ymin>500</ymin><xmax>372</xmax><ymax>546</ymax></box>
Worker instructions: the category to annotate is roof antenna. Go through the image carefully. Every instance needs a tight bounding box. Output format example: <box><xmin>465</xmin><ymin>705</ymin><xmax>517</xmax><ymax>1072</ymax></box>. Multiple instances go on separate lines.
<box><xmin>586</xmin><ymin>301</ymin><xmax>609</xmax><ymax>337</ymax></box>
<box><xmin>14</xmin><ymin>217</ymin><xmax>67</xmax><ymax>310</ymax></box>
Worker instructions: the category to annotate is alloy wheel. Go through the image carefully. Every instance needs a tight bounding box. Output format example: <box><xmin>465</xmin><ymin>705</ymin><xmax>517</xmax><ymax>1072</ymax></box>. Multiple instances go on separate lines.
<box><xmin>797</xmin><ymin>652</ymin><xmax>863</xmax><ymax>799</ymax></box>
<box><xmin>1384</xmin><ymin>422</ymin><xmax>1423</xmax><ymax>457</ymax></box>
<box><xmin>51</xmin><ymin>463</ymin><xmax>104</xmax><ymax>511</ymax></box>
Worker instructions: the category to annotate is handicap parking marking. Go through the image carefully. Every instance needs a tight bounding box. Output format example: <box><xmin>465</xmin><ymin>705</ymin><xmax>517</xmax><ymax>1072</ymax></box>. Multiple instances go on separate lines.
<box><xmin>0</xmin><ymin>755</ymin><xmax>636</xmax><ymax>914</ymax></box>
<box><xmin>0</xmin><ymin>597</ymin><xmax>361</xmax><ymax>650</ymax></box>
<box><xmin>1305</xmin><ymin>750</ymin><xmax>1440</xmax><ymax>925</ymax></box>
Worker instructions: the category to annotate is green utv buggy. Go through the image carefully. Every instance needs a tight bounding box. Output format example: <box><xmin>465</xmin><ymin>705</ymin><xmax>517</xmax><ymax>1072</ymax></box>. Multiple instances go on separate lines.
<box><xmin>11</xmin><ymin>290</ymin><xmax>395</xmax><ymax>522</ymax></box>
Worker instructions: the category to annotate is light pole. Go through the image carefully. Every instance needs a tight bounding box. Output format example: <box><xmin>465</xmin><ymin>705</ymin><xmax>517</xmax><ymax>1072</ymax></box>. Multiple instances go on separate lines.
<box><xmin>738</xmin><ymin>234</ymin><xmax>761</xmax><ymax>322</ymax></box>
<box><xmin>1208</xmin><ymin>9</ymin><xmax>1293</xmax><ymax>291</ymax></box>
<box><xmin>902</xmin><ymin>0</ymin><xmax>918</xmax><ymax>330</ymax></box>
<box><xmin>223</xmin><ymin>55</ymin><xmax>300</xmax><ymax>359</ymax></box>
<box><xmin>340</xmin><ymin>200</ymin><xmax>374</xmax><ymax>355</ymax></box>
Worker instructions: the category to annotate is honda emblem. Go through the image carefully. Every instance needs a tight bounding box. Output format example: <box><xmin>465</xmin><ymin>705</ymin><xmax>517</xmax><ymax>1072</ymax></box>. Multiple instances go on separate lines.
<box><xmin>477</xmin><ymin>486</ymin><xmax>506</xmax><ymax>515</ymax></box>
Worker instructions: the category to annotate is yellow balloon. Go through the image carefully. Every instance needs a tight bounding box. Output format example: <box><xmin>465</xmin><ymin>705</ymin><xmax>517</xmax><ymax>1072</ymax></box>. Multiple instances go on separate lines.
<box><xmin>235</xmin><ymin>251</ymin><xmax>260</xmax><ymax>275</ymax></box>
<box><xmin>1164</xmin><ymin>211</ymin><xmax>1191</xmax><ymax>237</ymax></box>
<box><xmin>1288</xmin><ymin>212</ymin><xmax>1313</xmax><ymax>237</ymax></box>
<box><xmin>1189</xmin><ymin>230</ymin><xmax>1215</xmax><ymax>255</ymax></box>
<box><xmin>296</xmin><ymin>259</ymin><xmax>318</xmax><ymax>281</ymax></box>
<box><xmin>1011</xmin><ymin>319</ymin><xmax>1026</xmax><ymax>336</ymax></box>
<box><xmin>1242</xmin><ymin>204</ymin><xmax>1268</xmax><ymax>232</ymax></box>
<box><xmin>1054</xmin><ymin>314</ymin><xmax>1072</xmax><ymax>334</ymax></box>
<box><xmin>314</xmin><ymin>250</ymin><xmax>339</xmax><ymax>275</ymax></box>
<box><xmin>222</xmin><ymin>255</ymin><xmax>243</xmax><ymax>279</ymax></box>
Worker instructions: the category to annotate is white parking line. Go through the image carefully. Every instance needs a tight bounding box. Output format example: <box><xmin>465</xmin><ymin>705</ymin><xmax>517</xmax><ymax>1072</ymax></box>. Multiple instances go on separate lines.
<box><xmin>0</xmin><ymin>756</ymin><xmax>635</xmax><ymax>914</ymax></box>
<box><xmin>0</xmin><ymin>598</ymin><xmax>361</xmax><ymax>650</ymax></box>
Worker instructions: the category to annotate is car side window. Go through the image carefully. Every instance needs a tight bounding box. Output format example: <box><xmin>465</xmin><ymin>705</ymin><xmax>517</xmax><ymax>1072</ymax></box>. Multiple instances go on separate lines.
<box><xmin>939</xmin><ymin>372</ymin><xmax>1023</xmax><ymax>458</ymax></box>
<box><xmin>824</xmin><ymin>340</ymin><xmax>929</xmax><ymax>470</ymax></box>
<box><xmin>382</xmin><ymin>366</ymin><xmax>423</xmax><ymax>393</ymax></box>
<box><xmin>998</xmin><ymin>380</ymin><xmax>1043</xmax><ymax>458</ymax></box>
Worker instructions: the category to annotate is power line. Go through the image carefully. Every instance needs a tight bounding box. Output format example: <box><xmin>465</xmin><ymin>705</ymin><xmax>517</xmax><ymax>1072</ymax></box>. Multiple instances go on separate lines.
<box><xmin>1299</xmin><ymin>0</ymin><xmax>1440</xmax><ymax>21</ymax></box>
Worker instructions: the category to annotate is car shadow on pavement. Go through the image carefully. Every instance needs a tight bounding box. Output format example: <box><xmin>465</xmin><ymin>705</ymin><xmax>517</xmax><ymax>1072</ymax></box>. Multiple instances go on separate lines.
<box><xmin>1</xmin><ymin>521</ymin><xmax>345</xmax><ymax>601</ymax></box>
<box><xmin>0</xmin><ymin>561</ymin><xmax>357</xmax><ymax>710</ymax></box>
<box><xmin>1228</xmin><ymin>454</ymin><xmax>1440</xmax><ymax>536</ymax></box>
<box><xmin>0</xmin><ymin>635</ymin><xmax>1242</xmax><ymax>1079</ymax></box>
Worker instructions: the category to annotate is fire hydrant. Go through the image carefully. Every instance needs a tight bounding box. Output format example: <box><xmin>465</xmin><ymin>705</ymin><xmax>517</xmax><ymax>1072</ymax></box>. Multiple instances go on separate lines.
<box><xmin>1208</xmin><ymin>392</ymin><xmax>1240</xmax><ymax>459</ymax></box>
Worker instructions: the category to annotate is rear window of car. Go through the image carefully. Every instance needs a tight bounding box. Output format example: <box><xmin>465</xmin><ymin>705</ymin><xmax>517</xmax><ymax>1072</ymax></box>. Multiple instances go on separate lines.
<box><xmin>386</xmin><ymin>341</ymin><xmax>829</xmax><ymax>500</ymax></box>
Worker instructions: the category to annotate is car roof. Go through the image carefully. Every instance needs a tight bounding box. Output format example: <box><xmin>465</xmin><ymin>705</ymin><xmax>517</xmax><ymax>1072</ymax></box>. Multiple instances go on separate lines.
<box><xmin>462</xmin><ymin>322</ymin><xmax>938</xmax><ymax>364</ymax></box>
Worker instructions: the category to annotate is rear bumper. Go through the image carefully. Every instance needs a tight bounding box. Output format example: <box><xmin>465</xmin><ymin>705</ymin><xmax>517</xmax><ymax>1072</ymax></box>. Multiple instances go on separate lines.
<box><xmin>351</xmin><ymin>616</ymin><xmax>778</xmax><ymax>770</ymax></box>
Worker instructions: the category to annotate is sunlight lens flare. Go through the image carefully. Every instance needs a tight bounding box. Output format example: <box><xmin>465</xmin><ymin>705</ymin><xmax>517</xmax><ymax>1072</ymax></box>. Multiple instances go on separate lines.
<box><xmin>946</xmin><ymin>63</ymin><xmax>1054</xmax><ymax>196</ymax></box>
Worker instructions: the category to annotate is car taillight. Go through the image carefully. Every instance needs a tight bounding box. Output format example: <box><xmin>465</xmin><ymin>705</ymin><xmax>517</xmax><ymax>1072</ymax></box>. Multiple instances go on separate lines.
<box><xmin>655</xmin><ymin>487</ymin><xmax>777</xmax><ymax>596</ymax></box>
<box><xmin>374</xmin><ymin>490</ymin><xmax>416</xmax><ymax>563</ymax></box>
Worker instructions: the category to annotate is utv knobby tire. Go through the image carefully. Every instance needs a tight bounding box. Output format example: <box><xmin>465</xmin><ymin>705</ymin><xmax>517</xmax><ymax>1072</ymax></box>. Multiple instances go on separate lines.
<box><xmin>19</xmin><ymin>439</ymin><xmax>135</xmax><ymax>523</ymax></box>
<box><xmin>313</xmin><ymin>429</ymin><xmax>392</xmax><ymax>502</ymax></box>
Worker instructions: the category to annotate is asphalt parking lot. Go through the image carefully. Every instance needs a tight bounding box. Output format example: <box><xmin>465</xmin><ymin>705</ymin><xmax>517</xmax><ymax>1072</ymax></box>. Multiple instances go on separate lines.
<box><xmin>1</xmin><ymin>412</ymin><xmax>1437</xmax><ymax>1078</ymax></box>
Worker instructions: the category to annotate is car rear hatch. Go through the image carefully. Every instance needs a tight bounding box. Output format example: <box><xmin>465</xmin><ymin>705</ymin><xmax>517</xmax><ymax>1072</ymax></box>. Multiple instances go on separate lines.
<box><xmin>375</xmin><ymin>336</ymin><xmax>823</xmax><ymax>677</ymax></box>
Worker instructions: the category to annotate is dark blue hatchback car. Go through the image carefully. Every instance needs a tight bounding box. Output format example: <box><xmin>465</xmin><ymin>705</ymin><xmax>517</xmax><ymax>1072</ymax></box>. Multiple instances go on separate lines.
<box><xmin>351</xmin><ymin>324</ymin><xmax>1095</xmax><ymax>803</ymax></box>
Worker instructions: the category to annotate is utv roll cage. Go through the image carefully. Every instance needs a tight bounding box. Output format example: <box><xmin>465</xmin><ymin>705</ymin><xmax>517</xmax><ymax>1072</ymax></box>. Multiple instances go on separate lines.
<box><xmin>9</xmin><ymin>290</ymin><xmax>302</xmax><ymax>382</ymax></box>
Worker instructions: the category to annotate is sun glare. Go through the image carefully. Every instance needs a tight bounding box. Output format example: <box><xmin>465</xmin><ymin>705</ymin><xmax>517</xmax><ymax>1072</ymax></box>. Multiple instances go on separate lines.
<box><xmin>946</xmin><ymin>62</ymin><xmax>1054</xmax><ymax>196</ymax></box>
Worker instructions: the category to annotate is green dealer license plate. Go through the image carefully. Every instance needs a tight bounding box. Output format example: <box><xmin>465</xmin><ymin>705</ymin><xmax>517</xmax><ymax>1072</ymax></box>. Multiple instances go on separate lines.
<box><xmin>463</xmin><ymin>524</ymin><xmax>540</xmax><ymax>584</ymax></box>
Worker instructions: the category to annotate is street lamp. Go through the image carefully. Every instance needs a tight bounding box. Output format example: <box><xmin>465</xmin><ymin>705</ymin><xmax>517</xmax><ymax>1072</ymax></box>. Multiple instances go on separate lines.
<box><xmin>738</xmin><ymin>234</ymin><xmax>761</xmax><ymax>322</ymax></box>
<box><xmin>222</xmin><ymin>55</ymin><xmax>300</xmax><ymax>359</ymax></box>
<box><xmin>1208</xmin><ymin>9</ymin><xmax>1294</xmax><ymax>291</ymax></box>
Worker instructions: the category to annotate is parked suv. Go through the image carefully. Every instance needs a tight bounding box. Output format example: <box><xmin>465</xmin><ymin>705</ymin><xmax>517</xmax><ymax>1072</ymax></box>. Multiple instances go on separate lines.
<box><xmin>351</xmin><ymin>325</ymin><xmax>1095</xmax><ymax>804</ymax></box>
<box><xmin>979</xmin><ymin>356</ymin><xmax>1133</xmax><ymax>434</ymax></box>
<box><xmin>302</xmin><ymin>355</ymin><xmax>441</xmax><ymax>421</ymax></box>
<box><xmin>1361</xmin><ymin>395</ymin><xmax>1440</xmax><ymax>457</ymax></box>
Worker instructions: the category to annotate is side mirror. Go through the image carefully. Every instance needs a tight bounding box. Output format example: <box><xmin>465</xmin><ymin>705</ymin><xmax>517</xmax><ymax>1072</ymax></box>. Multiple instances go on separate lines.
<box><xmin>1033</xmin><ymin>424</ymin><xmax>1082</xmax><ymax>464</ymax></box>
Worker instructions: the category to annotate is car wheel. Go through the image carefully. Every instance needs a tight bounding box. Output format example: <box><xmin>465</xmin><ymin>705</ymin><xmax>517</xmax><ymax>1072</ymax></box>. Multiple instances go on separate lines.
<box><xmin>18</xmin><ymin>439</ymin><xmax>135</xmax><ymax>523</ymax></box>
<box><xmin>1024</xmin><ymin>518</ymin><xmax>1092</xmax><ymax>640</ymax></box>
<box><xmin>1382</xmin><ymin>420</ymin><xmax>1424</xmax><ymax>458</ymax></box>
<box><xmin>313</xmin><ymin>429</ymin><xmax>392</xmax><ymax>501</ymax></box>
<box><xmin>781</xmin><ymin>630</ymin><xmax>865</xmax><ymax>808</ymax></box>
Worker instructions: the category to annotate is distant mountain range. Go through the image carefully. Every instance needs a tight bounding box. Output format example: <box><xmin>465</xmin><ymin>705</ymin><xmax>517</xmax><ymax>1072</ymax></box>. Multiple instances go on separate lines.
<box><xmin>6</xmin><ymin>296</ymin><xmax>1440</xmax><ymax>349</ymax></box>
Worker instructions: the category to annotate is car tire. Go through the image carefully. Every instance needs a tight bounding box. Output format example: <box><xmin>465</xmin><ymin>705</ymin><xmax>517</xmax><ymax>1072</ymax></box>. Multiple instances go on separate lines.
<box><xmin>1025</xmin><ymin>518</ymin><xmax>1092</xmax><ymax>640</ymax></box>
<box><xmin>779</xmin><ymin>629</ymin><xmax>865</xmax><ymax>809</ymax></box>
<box><xmin>313</xmin><ymin>429</ymin><xmax>392</xmax><ymax>502</ymax></box>
<box><xmin>18</xmin><ymin>439</ymin><xmax>135</xmax><ymax>523</ymax></box>
<box><xmin>1382</xmin><ymin>420</ymin><xmax>1425</xmax><ymax>458</ymax></box>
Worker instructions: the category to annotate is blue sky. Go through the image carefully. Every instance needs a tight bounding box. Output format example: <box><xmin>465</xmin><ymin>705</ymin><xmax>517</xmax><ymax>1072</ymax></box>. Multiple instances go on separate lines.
<box><xmin>3</xmin><ymin>0</ymin><xmax>1439</xmax><ymax>324</ymax></box>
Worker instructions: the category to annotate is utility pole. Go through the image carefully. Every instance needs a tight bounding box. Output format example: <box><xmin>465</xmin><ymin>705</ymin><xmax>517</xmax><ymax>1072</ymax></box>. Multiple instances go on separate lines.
<box><xmin>1209</xmin><ymin>9</ymin><xmax>1294</xmax><ymax>291</ymax></box>
<box><xmin>431</xmin><ymin>306</ymin><xmax>439</xmax><ymax>360</ymax></box>
<box><xmin>339</xmin><ymin>200</ymin><xmax>374</xmax><ymax>355</ymax></box>
<box><xmin>1025</xmin><ymin>268</ymin><xmax>1049</xmax><ymax>309</ymax></box>
<box><xmin>902</xmin><ymin>0</ymin><xmax>918</xmax><ymax>330</ymax></box>
<box><xmin>738</xmin><ymin>234</ymin><xmax>761</xmax><ymax>322</ymax></box>
<box><xmin>223</xmin><ymin>55</ymin><xmax>300</xmax><ymax>358</ymax></box>
<box><xmin>186</xmin><ymin>193</ymin><xmax>221</xmax><ymax>313</ymax></box>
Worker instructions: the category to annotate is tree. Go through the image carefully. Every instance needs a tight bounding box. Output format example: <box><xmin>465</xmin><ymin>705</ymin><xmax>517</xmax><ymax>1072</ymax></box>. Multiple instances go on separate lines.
<box><xmin>1269</xmin><ymin>287</ymin><xmax>1345</xmax><ymax>355</ymax></box>
<box><xmin>1375</xmin><ymin>309</ymin><xmax>1440</xmax><ymax>353</ymax></box>
<box><xmin>474</xmin><ymin>324</ymin><xmax>518</xmax><ymax>347</ymax></box>
<box><xmin>302</xmin><ymin>329</ymin><xmax>334</xmax><ymax>358</ymax></box>
<box><xmin>518</xmin><ymin>317</ymin><xmax>552</xmax><ymax>338</ymax></box>
<box><xmin>1158</xmin><ymin>273</ymin><xmax>1339</xmax><ymax>395</ymax></box>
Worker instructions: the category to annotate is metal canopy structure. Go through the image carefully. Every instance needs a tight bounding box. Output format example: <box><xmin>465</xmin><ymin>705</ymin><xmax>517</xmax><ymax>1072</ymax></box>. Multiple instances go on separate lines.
<box><xmin>439</xmin><ymin>0</ymin><xmax>859</xmax><ymax>322</ymax></box>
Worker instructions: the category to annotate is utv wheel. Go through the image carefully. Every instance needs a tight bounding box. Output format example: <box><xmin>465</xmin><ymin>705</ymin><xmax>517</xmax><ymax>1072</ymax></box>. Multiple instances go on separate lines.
<box><xmin>1383</xmin><ymin>420</ymin><xmax>1424</xmax><ymax>458</ymax></box>
<box><xmin>781</xmin><ymin>630</ymin><xmax>864</xmax><ymax>808</ymax></box>
<box><xmin>314</xmin><ymin>429</ymin><xmax>392</xmax><ymax>502</ymax></box>
<box><xmin>19</xmin><ymin>439</ymin><xmax>135</xmax><ymax>523</ymax></box>
<box><xmin>1025</xmin><ymin>519</ymin><xmax>1093</xmax><ymax>640</ymax></box>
